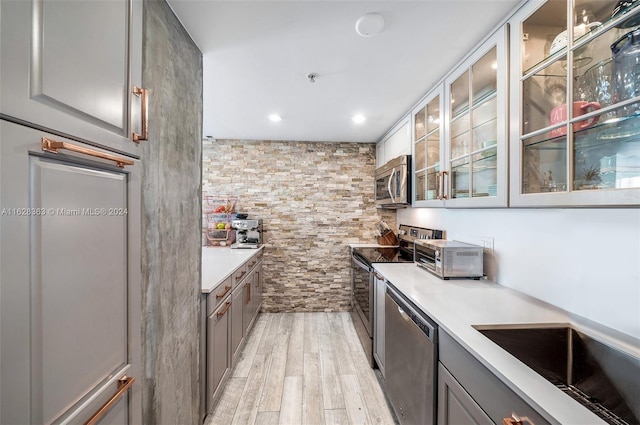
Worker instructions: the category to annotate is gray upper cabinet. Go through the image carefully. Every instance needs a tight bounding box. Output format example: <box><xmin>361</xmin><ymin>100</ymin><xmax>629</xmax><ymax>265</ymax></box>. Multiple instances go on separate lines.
<box><xmin>509</xmin><ymin>0</ymin><xmax>640</xmax><ymax>206</ymax></box>
<box><xmin>0</xmin><ymin>0</ymin><xmax>144</xmax><ymax>158</ymax></box>
<box><xmin>0</xmin><ymin>120</ymin><xmax>142</xmax><ymax>424</ymax></box>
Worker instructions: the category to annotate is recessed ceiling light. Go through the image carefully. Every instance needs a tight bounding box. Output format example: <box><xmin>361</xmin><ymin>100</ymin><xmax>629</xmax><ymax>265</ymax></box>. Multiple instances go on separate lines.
<box><xmin>352</xmin><ymin>114</ymin><xmax>366</xmax><ymax>124</ymax></box>
<box><xmin>268</xmin><ymin>114</ymin><xmax>282</xmax><ymax>122</ymax></box>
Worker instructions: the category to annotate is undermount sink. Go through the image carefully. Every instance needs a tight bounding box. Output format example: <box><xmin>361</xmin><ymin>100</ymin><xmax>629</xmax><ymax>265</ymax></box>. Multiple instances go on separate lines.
<box><xmin>474</xmin><ymin>325</ymin><xmax>640</xmax><ymax>425</ymax></box>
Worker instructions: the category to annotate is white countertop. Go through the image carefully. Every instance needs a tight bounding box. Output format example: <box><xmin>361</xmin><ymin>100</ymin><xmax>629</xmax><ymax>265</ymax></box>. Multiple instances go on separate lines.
<box><xmin>201</xmin><ymin>246</ymin><xmax>264</xmax><ymax>293</ymax></box>
<box><xmin>373</xmin><ymin>262</ymin><xmax>640</xmax><ymax>425</ymax></box>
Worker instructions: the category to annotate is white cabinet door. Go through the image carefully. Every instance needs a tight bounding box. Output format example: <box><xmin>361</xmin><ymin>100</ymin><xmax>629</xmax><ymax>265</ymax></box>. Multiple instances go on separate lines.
<box><xmin>377</xmin><ymin>118</ymin><xmax>411</xmax><ymax>167</ymax></box>
<box><xmin>0</xmin><ymin>0</ymin><xmax>143</xmax><ymax>157</ymax></box>
<box><xmin>412</xmin><ymin>86</ymin><xmax>446</xmax><ymax>208</ymax></box>
<box><xmin>0</xmin><ymin>119</ymin><xmax>142</xmax><ymax>424</ymax></box>
<box><xmin>373</xmin><ymin>273</ymin><xmax>386</xmax><ymax>376</ymax></box>
<box><xmin>443</xmin><ymin>25</ymin><xmax>509</xmax><ymax>208</ymax></box>
<box><xmin>509</xmin><ymin>0</ymin><xmax>640</xmax><ymax>206</ymax></box>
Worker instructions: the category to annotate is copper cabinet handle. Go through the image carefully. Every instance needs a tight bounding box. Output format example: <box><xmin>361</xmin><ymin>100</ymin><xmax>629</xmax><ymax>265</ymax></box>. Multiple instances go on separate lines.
<box><xmin>502</xmin><ymin>414</ymin><xmax>523</xmax><ymax>425</ymax></box>
<box><xmin>215</xmin><ymin>285</ymin><xmax>231</xmax><ymax>299</ymax></box>
<box><xmin>216</xmin><ymin>301</ymin><xmax>231</xmax><ymax>317</ymax></box>
<box><xmin>84</xmin><ymin>375</ymin><xmax>134</xmax><ymax>425</ymax></box>
<box><xmin>236</xmin><ymin>270</ymin><xmax>246</xmax><ymax>281</ymax></box>
<box><xmin>245</xmin><ymin>282</ymin><xmax>251</xmax><ymax>304</ymax></box>
<box><xmin>132</xmin><ymin>86</ymin><xmax>148</xmax><ymax>142</ymax></box>
<box><xmin>41</xmin><ymin>137</ymin><xmax>134</xmax><ymax>168</ymax></box>
<box><xmin>442</xmin><ymin>171</ymin><xmax>449</xmax><ymax>200</ymax></box>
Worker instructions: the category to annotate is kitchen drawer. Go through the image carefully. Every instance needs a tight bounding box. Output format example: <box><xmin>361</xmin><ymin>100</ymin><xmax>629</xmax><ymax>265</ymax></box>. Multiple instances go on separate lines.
<box><xmin>246</xmin><ymin>254</ymin><xmax>259</xmax><ymax>272</ymax></box>
<box><xmin>206</xmin><ymin>276</ymin><xmax>232</xmax><ymax>316</ymax></box>
<box><xmin>232</xmin><ymin>264</ymin><xmax>248</xmax><ymax>288</ymax></box>
<box><xmin>439</xmin><ymin>331</ymin><xmax>550</xmax><ymax>425</ymax></box>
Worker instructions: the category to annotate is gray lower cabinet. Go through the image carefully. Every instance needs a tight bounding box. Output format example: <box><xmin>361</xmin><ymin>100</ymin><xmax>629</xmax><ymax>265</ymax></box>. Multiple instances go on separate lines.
<box><xmin>373</xmin><ymin>272</ymin><xmax>386</xmax><ymax>376</ymax></box>
<box><xmin>243</xmin><ymin>269</ymin><xmax>255</xmax><ymax>335</ymax></box>
<box><xmin>438</xmin><ymin>363</ymin><xmax>493</xmax><ymax>425</ymax></box>
<box><xmin>0</xmin><ymin>120</ymin><xmax>142</xmax><ymax>424</ymax></box>
<box><xmin>230</xmin><ymin>283</ymin><xmax>245</xmax><ymax>363</ymax></box>
<box><xmin>439</xmin><ymin>331</ymin><xmax>550</xmax><ymax>425</ymax></box>
<box><xmin>206</xmin><ymin>298</ymin><xmax>231</xmax><ymax>413</ymax></box>
<box><xmin>203</xmin><ymin>251</ymin><xmax>263</xmax><ymax>414</ymax></box>
<box><xmin>0</xmin><ymin>0</ymin><xmax>143</xmax><ymax>157</ymax></box>
<box><xmin>252</xmin><ymin>261</ymin><xmax>263</xmax><ymax>317</ymax></box>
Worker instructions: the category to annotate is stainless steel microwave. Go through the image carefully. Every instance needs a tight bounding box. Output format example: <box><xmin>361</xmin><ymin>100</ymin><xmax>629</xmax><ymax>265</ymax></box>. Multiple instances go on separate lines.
<box><xmin>375</xmin><ymin>155</ymin><xmax>410</xmax><ymax>208</ymax></box>
<box><xmin>414</xmin><ymin>239</ymin><xmax>483</xmax><ymax>279</ymax></box>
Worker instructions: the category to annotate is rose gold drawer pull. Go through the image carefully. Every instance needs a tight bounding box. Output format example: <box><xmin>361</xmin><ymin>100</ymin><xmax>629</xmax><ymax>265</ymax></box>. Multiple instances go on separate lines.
<box><xmin>132</xmin><ymin>86</ymin><xmax>148</xmax><ymax>142</ymax></box>
<box><xmin>502</xmin><ymin>413</ymin><xmax>523</xmax><ymax>425</ymax></box>
<box><xmin>215</xmin><ymin>285</ymin><xmax>231</xmax><ymax>299</ymax></box>
<box><xmin>84</xmin><ymin>375</ymin><xmax>135</xmax><ymax>425</ymax></box>
<box><xmin>42</xmin><ymin>137</ymin><xmax>134</xmax><ymax>168</ymax></box>
<box><xmin>216</xmin><ymin>301</ymin><xmax>231</xmax><ymax>317</ymax></box>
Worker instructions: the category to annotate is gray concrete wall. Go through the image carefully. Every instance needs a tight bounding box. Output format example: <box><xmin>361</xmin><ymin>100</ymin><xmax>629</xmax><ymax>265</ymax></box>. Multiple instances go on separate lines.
<box><xmin>142</xmin><ymin>1</ymin><xmax>202</xmax><ymax>423</ymax></box>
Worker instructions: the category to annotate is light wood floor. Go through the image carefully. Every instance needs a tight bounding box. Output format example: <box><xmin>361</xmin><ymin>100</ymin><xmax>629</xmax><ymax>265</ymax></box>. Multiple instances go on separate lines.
<box><xmin>205</xmin><ymin>312</ymin><xmax>397</xmax><ymax>425</ymax></box>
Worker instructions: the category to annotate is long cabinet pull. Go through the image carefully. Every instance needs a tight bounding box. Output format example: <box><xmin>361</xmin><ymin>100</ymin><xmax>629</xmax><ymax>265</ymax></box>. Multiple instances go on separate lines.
<box><xmin>42</xmin><ymin>137</ymin><xmax>134</xmax><ymax>168</ymax></box>
<box><xmin>442</xmin><ymin>171</ymin><xmax>449</xmax><ymax>200</ymax></box>
<box><xmin>215</xmin><ymin>285</ymin><xmax>231</xmax><ymax>299</ymax></box>
<box><xmin>245</xmin><ymin>282</ymin><xmax>251</xmax><ymax>304</ymax></box>
<box><xmin>84</xmin><ymin>375</ymin><xmax>134</xmax><ymax>425</ymax></box>
<box><xmin>132</xmin><ymin>86</ymin><xmax>148</xmax><ymax>142</ymax></box>
<box><xmin>216</xmin><ymin>301</ymin><xmax>231</xmax><ymax>317</ymax></box>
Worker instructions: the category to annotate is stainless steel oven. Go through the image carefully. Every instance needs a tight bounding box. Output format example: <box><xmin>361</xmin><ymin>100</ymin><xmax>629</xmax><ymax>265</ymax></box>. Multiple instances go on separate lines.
<box><xmin>350</xmin><ymin>226</ymin><xmax>443</xmax><ymax>368</ymax></box>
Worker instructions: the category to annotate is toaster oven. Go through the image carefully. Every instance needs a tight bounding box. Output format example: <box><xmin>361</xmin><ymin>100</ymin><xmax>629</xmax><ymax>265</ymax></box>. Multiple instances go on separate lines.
<box><xmin>414</xmin><ymin>239</ymin><xmax>483</xmax><ymax>279</ymax></box>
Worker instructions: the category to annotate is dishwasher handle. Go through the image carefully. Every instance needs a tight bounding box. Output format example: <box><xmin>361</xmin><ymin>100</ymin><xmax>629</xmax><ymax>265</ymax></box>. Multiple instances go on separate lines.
<box><xmin>387</xmin><ymin>285</ymin><xmax>436</xmax><ymax>341</ymax></box>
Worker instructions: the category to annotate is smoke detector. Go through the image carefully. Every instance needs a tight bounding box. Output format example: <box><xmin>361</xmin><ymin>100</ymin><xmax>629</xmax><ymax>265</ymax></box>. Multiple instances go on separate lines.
<box><xmin>355</xmin><ymin>13</ymin><xmax>384</xmax><ymax>37</ymax></box>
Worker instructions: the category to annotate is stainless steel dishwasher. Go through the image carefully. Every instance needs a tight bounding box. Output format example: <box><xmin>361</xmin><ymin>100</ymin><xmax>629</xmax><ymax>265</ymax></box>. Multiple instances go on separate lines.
<box><xmin>385</xmin><ymin>284</ymin><xmax>438</xmax><ymax>425</ymax></box>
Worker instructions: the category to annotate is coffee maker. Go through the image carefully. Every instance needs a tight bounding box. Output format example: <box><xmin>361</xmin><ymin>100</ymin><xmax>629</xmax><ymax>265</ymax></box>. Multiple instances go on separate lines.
<box><xmin>230</xmin><ymin>219</ymin><xmax>263</xmax><ymax>249</ymax></box>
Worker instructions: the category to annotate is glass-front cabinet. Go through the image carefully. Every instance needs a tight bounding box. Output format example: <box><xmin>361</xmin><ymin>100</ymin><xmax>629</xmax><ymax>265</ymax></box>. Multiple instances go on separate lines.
<box><xmin>413</xmin><ymin>86</ymin><xmax>444</xmax><ymax>206</ymax></box>
<box><xmin>444</xmin><ymin>26</ymin><xmax>509</xmax><ymax>207</ymax></box>
<box><xmin>413</xmin><ymin>26</ymin><xmax>508</xmax><ymax>207</ymax></box>
<box><xmin>510</xmin><ymin>0</ymin><xmax>640</xmax><ymax>206</ymax></box>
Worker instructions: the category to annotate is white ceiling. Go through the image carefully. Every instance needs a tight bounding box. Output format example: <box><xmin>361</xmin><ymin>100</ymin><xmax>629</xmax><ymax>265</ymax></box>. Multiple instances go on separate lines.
<box><xmin>167</xmin><ymin>0</ymin><xmax>522</xmax><ymax>143</ymax></box>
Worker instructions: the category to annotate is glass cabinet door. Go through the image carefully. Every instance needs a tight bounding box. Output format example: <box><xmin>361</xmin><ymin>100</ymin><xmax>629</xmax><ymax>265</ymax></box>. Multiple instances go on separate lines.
<box><xmin>413</xmin><ymin>89</ymin><xmax>443</xmax><ymax>205</ymax></box>
<box><xmin>444</xmin><ymin>25</ymin><xmax>508</xmax><ymax>207</ymax></box>
<box><xmin>510</xmin><ymin>0</ymin><xmax>640</xmax><ymax>206</ymax></box>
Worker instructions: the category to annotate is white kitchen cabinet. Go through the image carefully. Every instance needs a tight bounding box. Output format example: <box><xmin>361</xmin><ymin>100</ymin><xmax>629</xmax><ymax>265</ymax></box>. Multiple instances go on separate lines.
<box><xmin>0</xmin><ymin>0</ymin><xmax>145</xmax><ymax>157</ymax></box>
<box><xmin>0</xmin><ymin>119</ymin><xmax>142</xmax><ymax>424</ymax></box>
<box><xmin>443</xmin><ymin>26</ymin><xmax>509</xmax><ymax>207</ymax></box>
<box><xmin>376</xmin><ymin>118</ymin><xmax>411</xmax><ymax>168</ymax></box>
<box><xmin>509</xmin><ymin>0</ymin><xmax>640</xmax><ymax>206</ymax></box>
<box><xmin>373</xmin><ymin>272</ymin><xmax>386</xmax><ymax>376</ymax></box>
<box><xmin>412</xmin><ymin>86</ymin><xmax>445</xmax><ymax>207</ymax></box>
<box><xmin>412</xmin><ymin>26</ymin><xmax>508</xmax><ymax>208</ymax></box>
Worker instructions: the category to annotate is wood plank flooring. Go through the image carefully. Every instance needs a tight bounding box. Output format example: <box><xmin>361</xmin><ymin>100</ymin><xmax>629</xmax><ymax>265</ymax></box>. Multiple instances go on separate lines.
<box><xmin>205</xmin><ymin>312</ymin><xmax>397</xmax><ymax>425</ymax></box>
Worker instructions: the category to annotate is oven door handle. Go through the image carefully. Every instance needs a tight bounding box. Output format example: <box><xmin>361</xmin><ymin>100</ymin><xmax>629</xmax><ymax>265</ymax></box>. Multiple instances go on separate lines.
<box><xmin>387</xmin><ymin>168</ymin><xmax>396</xmax><ymax>203</ymax></box>
<box><xmin>352</xmin><ymin>256</ymin><xmax>371</xmax><ymax>271</ymax></box>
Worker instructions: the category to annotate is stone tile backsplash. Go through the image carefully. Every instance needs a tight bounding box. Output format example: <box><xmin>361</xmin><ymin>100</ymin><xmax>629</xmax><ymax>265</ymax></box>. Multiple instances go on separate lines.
<box><xmin>203</xmin><ymin>139</ymin><xmax>396</xmax><ymax>312</ymax></box>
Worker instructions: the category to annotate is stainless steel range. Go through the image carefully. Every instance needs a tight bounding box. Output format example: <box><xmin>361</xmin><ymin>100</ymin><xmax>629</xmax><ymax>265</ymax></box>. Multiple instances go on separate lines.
<box><xmin>350</xmin><ymin>224</ymin><xmax>443</xmax><ymax>367</ymax></box>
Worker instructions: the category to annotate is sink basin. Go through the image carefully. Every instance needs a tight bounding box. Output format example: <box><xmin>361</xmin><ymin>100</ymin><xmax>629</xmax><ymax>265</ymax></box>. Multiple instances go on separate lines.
<box><xmin>475</xmin><ymin>325</ymin><xmax>640</xmax><ymax>425</ymax></box>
